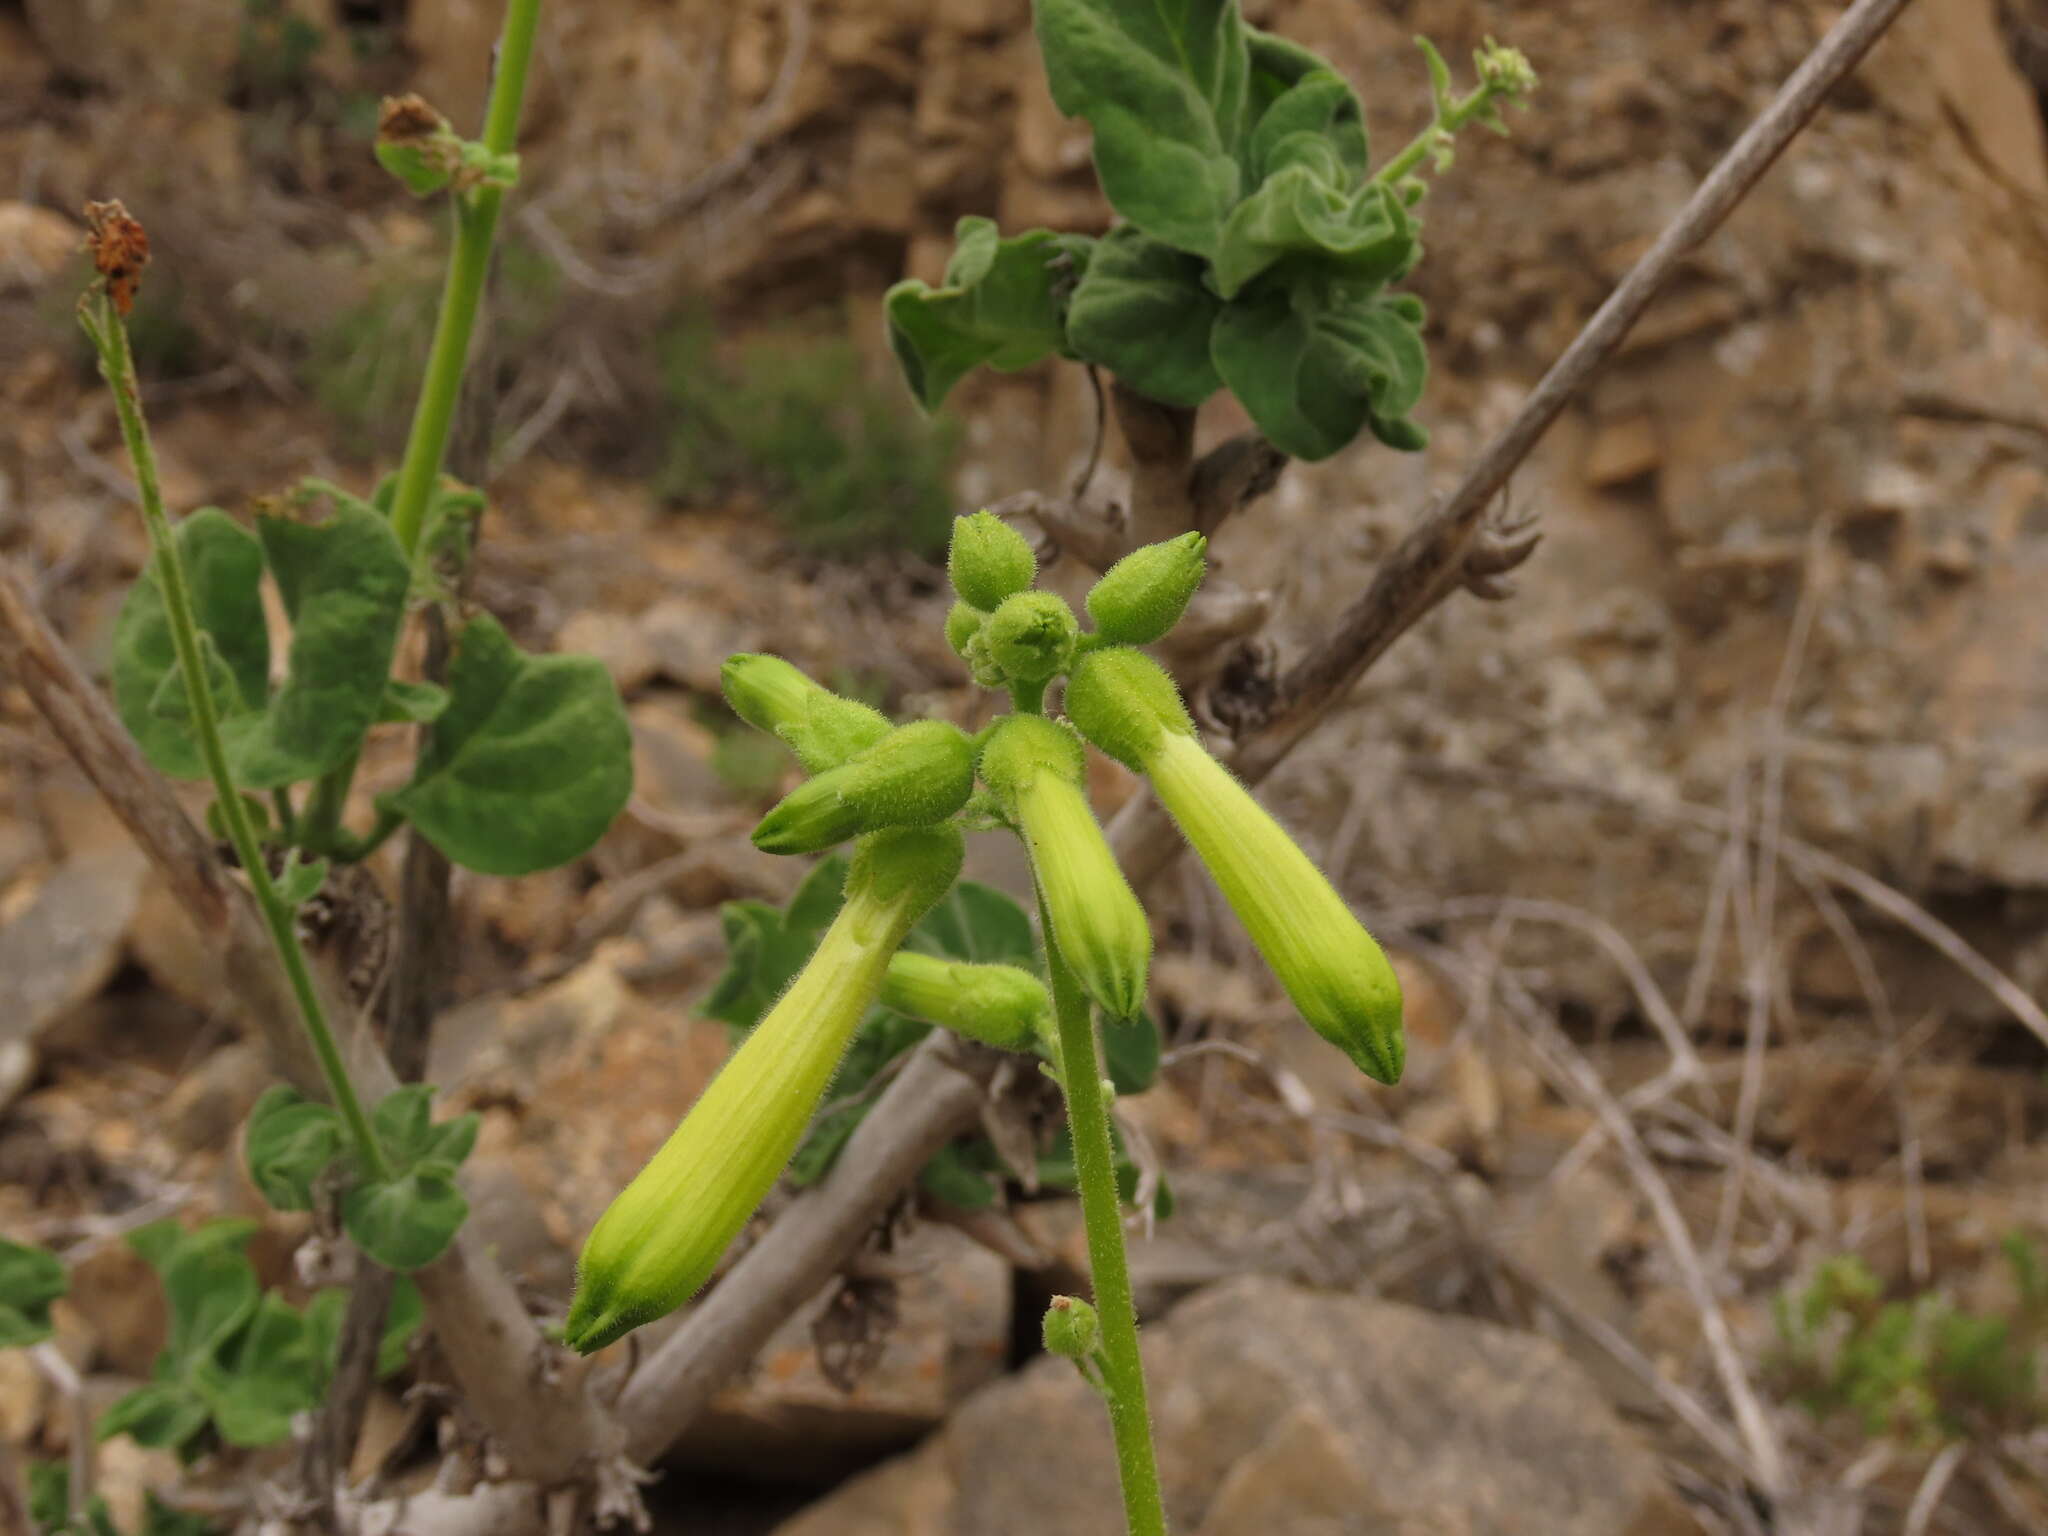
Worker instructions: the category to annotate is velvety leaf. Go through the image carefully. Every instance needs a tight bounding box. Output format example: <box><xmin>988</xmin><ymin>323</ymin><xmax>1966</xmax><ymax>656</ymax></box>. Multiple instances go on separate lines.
<box><xmin>274</xmin><ymin>850</ymin><xmax>328</xmax><ymax>910</ymax></box>
<box><xmin>193</xmin><ymin>1293</ymin><xmax>318</xmax><ymax>1448</ymax></box>
<box><xmin>785</xmin><ymin>854</ymin><xmax>851</xmax><ymax>932</ymax></box>
<box><xmin>918</xmin><ymin>1142</ymin><xmax>999</xmax><ymax>1210</ymax></box>
<box><xmin>369</xmin><ymin>1084</ymin><xmax>479</xmax><ymax>1172</ymax></box>
<box><xmin>1064</xmin><ymin>223</ymin><xmax>1223</xmax><ymax>408</ymax></box>
<box><xmin>886</xmin><ymin>218</ymin><xmax>1093</xmax><ymax>410</ymax></box>
<box><xmin>703</xmin><ymin>858</ymin><xmax>848</xmax><ymax>1031</ymax></box>
<box><xmin>1035</xmin><ymin>0</ymin><xmax>1249</xmax><ymax>256</ymax></box>
<box><xmin>0</xmin><ymin>1238</ymin><xmax>65</xmax><ymax>1348</ymax></box>
<box><xmin>1103</xmin><ymin>1007</ymin><xmax>1162</xmax><ymax>1094</ymax></box>
<box><xmin>140</xmin><ymin>1493</ymin><xmax>223</xmax><ymax>1536</ymax></box>
<box><xmin>96</xmin><ymin>1382</ymin><xmax>211</xmax><ymax>1451</ymax></box>
<box><xmin>343</xmin><ymin>1166</ymin><xmax>468</xmax><ymax>1272</ymax></box>
<box><xmin>223</xmin><ymin>500</ymin><xmax>411</xmax><ymax>789</ymax></box>
<box><xmin>111</xmin><ymin>509</ymin><xmax>269</xmax><ymax>781</ymax></box>
<box><xmin>377</xmin><ymin>678</ymin><xmax>451</xmax><ymax>724</ymax></box>
<box><xmin>1211</xmin><ymin>276</ymin><xmax>1429</xmax><ymax>459</ymax></box>
<box><xmin>145</xmin><ymin>632</ymin><xmax>241</xmax><ymax>726</ymax></box>
<box><xmin>302</xmin><ymin>1280</ymin><xmax>419</xmax><ymax>1383</ymax></box>
<box><xmin>1244</xmin><ymin>26</ymin><xmax>1330</xmax><ymax>119</ymax></box>
<box><xmin>905</xmin><ymin>880</ymin><xmax>1036</xmax><ymax>965</ymax></box>
<box><xmin>243</xmin><ymin>1086</ymin><xmax>343</xmax><ymax>1213</ymax></box>
<box><xmin>132</xmin><ymin>1221</ymin><xmax>261</xmax><ymax>1370</ymax></box>
<box><xmin>383</xmin><ymin>613</ymin><xmax>633</xmax><ymax>876</ymax></box>
<box><xmin>1245</xmin><ymin>64</ymin><xmax>1366</xmax><ymax>181</ymax></box>
<box><xmin>1213</xmin><ymin>164</ymin><xmax>1414</xmax><ymax>299</ymax></box>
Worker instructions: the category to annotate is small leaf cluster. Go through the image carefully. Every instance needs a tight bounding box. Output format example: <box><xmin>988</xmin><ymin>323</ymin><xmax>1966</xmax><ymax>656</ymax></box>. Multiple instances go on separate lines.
<box><xmin>0</xmin><ymin>1235</ymin><xmax>65</xmax><ymax>1348</ymax></box>
<box><xmin>702</xmin><ymin>853</ymin><xmax>1165</xmax><ymax>1211</ymax></box>
<box><xmin>29</xmin><ymin>1462</ymin><xmax>215</xmax><ymax>1536</ymax></box>
<box><xmin>110</xmin><ymin>474</ymin><xmax>632</xmax><ymax>877</ymax></box>
<box><xmin>95</xmin><ymin>1220</ymin><xmax>421</xmax><ymax>1458</ymax></box>
<box><xmin>886</xmin><ymin>5</ymin><xmax>1536</xmax><ymax>460</ymax></box>
<box><xmin>245</xmin><ymin>1083</ymin><xmax>479</xmax><ymax>1271</ymax></box>
<box><xmin>1767</xmin><ymin>1236</ymin><xmax>2048</xmax><ymax>1445</ymax></box>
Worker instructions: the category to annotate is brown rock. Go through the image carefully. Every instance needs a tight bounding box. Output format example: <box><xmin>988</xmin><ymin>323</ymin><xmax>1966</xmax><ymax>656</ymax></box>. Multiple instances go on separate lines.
<box><xmin>777</xmin><ymin>1276</ymin><xmax>1699</xmax><ymax>1536</ymax></box>
<box><xmin>0</xmin><ymin>202</ymin><xmax>81</xmax><ymax>294</ymax></box>
<box><xmin>0</xmin><ymin>848</ymin><xmax>147</xmax><ymax>1063</ymax></box>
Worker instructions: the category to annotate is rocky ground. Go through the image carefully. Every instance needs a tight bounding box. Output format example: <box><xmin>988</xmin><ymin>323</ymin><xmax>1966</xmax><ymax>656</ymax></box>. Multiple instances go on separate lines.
<box><xmin>5</xmin><ymin>0</ymin><xmax>2048</xmax><ymax>1533</ymax></box>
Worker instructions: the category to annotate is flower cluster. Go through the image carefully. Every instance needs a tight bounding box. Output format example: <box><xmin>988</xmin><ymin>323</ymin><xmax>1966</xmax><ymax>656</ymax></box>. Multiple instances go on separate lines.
<box><xmin>565</xmin><ymin>511</ymin><xmax>1404</xmax><ymax>1351</ymax></box>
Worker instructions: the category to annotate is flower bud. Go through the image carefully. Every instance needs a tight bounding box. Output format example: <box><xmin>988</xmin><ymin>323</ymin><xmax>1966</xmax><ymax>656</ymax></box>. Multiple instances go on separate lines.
<box><xmin>979</xmin><ymin>715</ymin><xmax>1150</xmax><ymax>1019</ymax></box>
<box><xmin>565</xmin><ymin>826</ymin><xmax>963</xmax><ymax>1352</ymax></box>
<box><xmin>721</xmin><ymin>653</ymin><xmax>892</xmax><ymax>774</ymax></box>
<box><xmin>753</xmin><ymin>719</ymin><xmax>975</xmax><ymax>854</ymax></box>
<box><xmin>1146</xmin><ymin>731</ymin><xmax>1404</xmax><ymax>1083</ymax></box>
<box><xmin>948</xmin><ymin>511</ymin><xmax>1037</xmax><ymax>611</ymax></box>
<box><xmin>1042</xmin><ymin>1295</ymin><xmax>1100</xmax><ymax>1360</ymax></box>
<box><xmin>983</xmin><ymin>591</ymin><xmax>1079</xmax><ymax>683</ymax></box>
<box><xmin>1060</xmin><ymin>646</ymin><xmax>1195</xmax><ymax>771</ymax></box>
<box><xmin>945</xmin><ymin>599</ymin><xmax>985</xmax><ymax>659</ymax></box>
<box><xmin>1085</xmin><ymin>532</ymin><xmax>1207</xmax><ymax>645</ymax></box>
<box><xmin>880</xmin><ymin>951</ymin><xmax>1048</xmax><ymax>1052</ymax></box>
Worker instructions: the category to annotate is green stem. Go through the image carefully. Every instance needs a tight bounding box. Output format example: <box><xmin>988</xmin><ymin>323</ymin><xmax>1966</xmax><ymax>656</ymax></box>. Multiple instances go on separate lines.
<box><xmin>88</xmin><ymin>296</ymin><xmax>391</xmax><ymax>1184</ymax></box>
<box><xmin>322</xmin><ymin>0</ymin><xmax>545</xmax><ymax>838</ymax></box>
<box><xmin>1040</xmin><ymin>898</ymin><xmax>1167</xmax><ymax>1536</ymax></box>
<box><xmin>1010</xmin><ymin>676</ymin><xmax>1048</xmax><ymax>716</ymax></box>
<box><xmin>297</xmin><ymin>747</ymin><xmax>357</xmax><ymax>855</ymax></box>
<box><xmin>1371</xmin><ymin>81</ymin><xmax>1502</xmax><ymax>190</ymax></box>
<box><xmin>385</xmin><ymin>0</ymin><xmax>541</xmax><ymax>560</ymax></box>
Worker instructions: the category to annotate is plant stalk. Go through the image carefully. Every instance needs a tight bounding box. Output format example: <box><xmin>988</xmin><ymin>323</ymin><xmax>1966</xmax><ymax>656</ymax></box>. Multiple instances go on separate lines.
<box><xmin>1372</xmin><ymin>80</ymin><xmax>1506</xmax><ymax>190</ymax></box>
<box><xmin>1040</xmin><ymin>898</ymin><xmax>1168</xmax><ymax>1536</ymax></box>
<box><xmin>87</xmin><ymin>296</ymin><xmax>391</xmax><ymax>1183</ymax></box>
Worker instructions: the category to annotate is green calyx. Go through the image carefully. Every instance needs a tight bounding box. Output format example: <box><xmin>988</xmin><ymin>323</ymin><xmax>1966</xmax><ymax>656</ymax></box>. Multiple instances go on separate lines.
<box><xmin>722</xmin><ymin>653</ymin><xmax>893</xmax><ymax>775</ymax></box>
<box><xmin>1062</xmin><ymin>646</ymin><xmax>1195</xmax><ymax>772</ymax></box>
<box><xmin>752</xmin><ymin>719</ymin><xmax>976</xmax><ymax>854</ymax></box>
<box><xmin>983</xmin><ymin>591</ymin><xmax>1079</xmax><ymax>684</ymax></box>
<box><xmin>880</xmin><ymin>950</ymin><xmax>1048</xmax><ymax>1053</ymax></box>
<box><xmin>1086</xmin><ymin>532</ymin><xmax>1207</xmax><ymax>646</ymax></box>
<box><xmin>981</xmin><ymin>715</ymin><xmax>1150</xmax><ymax>1020</ymax></box>
<box><xmin>565</xmin><ymin>825</ymin><xmax>961</xmax><ymax>1354</ymax></box>
<box><xmin>948</xmin><ymin>510</ymin><xmax>1037</xmax><ymax>611</ymax></box>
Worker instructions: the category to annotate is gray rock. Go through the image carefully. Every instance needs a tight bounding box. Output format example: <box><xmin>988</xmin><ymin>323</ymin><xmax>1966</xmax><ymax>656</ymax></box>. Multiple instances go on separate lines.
<box><xmin>773</xmin><ymin>1275</ymin><xmax>1701</xmax><ymax>1536</ymax></box>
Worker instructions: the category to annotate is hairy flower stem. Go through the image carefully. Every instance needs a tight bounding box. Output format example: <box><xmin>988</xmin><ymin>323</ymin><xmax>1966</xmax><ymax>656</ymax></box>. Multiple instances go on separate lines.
<box><xmin>84</xmin><ymin>294</ymin><xmax>391</xmax><ymax>1183</ymax></box>
<box><xmin>1041</xmin><ymin>897</ymin><xmax>1167</xmax><ymax>1536</ymax></box>
<box><xmin>311</xmin><ymin>0</ymin><xmax>544</xmax><ymax>832</ymax></box>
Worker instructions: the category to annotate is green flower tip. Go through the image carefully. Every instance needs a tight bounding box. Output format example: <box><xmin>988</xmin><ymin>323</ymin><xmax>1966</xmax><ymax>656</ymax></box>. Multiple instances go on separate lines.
<box><xmin>949</xmin><ymin>511</ymin><xmax>1037</xmax><ymax>611</ymax></box>
<box><xmin>1085</xmin><ymin>532</ymin><xmax>1207</xmax><ymax>646</ymax></box>
<box><xmin>1476</xmin><ymin>37</ymin><xmax>1537</xmax><ymax>99</ymax></box>
<box><xmin>982</xmin><ymin>591</ymin><xmax>1078</xmax><ymax>684</ymax></box>
<box><xmin>565</xmin><ymin>825</ymin><xmax>961</xmax><ymax>1354</ymax></box>
<box><xmin>722</xmin><ymin>652</ymin><xmax>892</xmax><ymax>774</ymax></box>
<box><xmin>1042</xmin><ymin>1295</ymin><xmax>1100</xmax><ymax>1360</ymax></box>
<box><xmin>752</xmin><ymin>719</ymin><xmax>975</xmax><ymax>854</ymax></box>
<box><xmin>1061</xmin><ymin>646</ymin><xmax>1194</xmax><ymax>772</ymax></box>
<box><xmin>880</xmin><ymin>950</ymin><xmax>1047</xmax><ymax>1052</ymax></box>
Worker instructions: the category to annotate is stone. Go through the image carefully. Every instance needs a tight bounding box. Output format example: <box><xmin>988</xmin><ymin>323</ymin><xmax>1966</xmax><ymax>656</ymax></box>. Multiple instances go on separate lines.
<box><xmin>556</xmin><ymin>610</ymin><xmax>658</xmax><ymax>695</ymax></box>
<box><xmin>774</xmin><ymin>1276</ymin><xmax>1701</xmax><ymax>1536</ymax></box>
<box><xmin>0</xmin><ymin>201</ymin><xmax>80</xmax><ymax>294</ymax></box>
<box><xmin>0</xmin><ymin>849</ymin><xmax>147</xmax><ymax>1064</ymax></box>
<box><xmin>1583</xmin><ymin>414</ymin><xmax>1661</xmax><ymax>488</ymax></box>
<box><xmin>641</xmin><ymin>596</ymin><xmax>751</xmax><ymax>695</ymax></box>
<box><xmin>673</xmin><ymin>1222</ymin><xmax>1012</xmax><ymax>1483</ymax></box>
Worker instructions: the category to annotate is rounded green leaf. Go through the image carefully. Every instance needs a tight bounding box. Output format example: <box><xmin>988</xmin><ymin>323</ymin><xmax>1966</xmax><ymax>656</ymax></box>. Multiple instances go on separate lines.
<box><xmin>343</xmin><ymin>1167</ymin><xmax>469</xmax><ymax>1272</ymax></box>
<box><xmin>1064</xmin><ymin>224</ymin><xmax>1223</xmax><ymax>408</ymax></box>
<box><xmin>385</xmin><ymin>613</ymin><xmax>633</xmax><ymax>877</ymax></box>
<box><xmin>0</xmin><ymin>1238</ymin><xmax>65</xmax><ymax>1348</ymax></box>
<box><xmin>96</xmin><ymin>1382</ymin><xmax>210</xmax><ymax>1451</ymax></box>
<box><xmin>243</xmin><ymin>1085</ymin><xmax>344</xmax><ymax>1213</ymax></box>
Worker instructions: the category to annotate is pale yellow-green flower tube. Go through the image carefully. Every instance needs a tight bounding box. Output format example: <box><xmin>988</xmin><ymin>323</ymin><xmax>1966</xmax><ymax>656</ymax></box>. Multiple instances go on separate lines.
<box><xmin>563</xmin><ymin>825</ymin><xmax>963</xmax><ymax>1353</ymax></box>
<box><xmin>1065</xmin><ymin>647</ymin><xmax>1404</xmax><ymax>1084</ymax></box>
<box><xmin>978</xmin><ymin>714</ymin><xmax>1151</xmax><ymax>1020</ymax></box>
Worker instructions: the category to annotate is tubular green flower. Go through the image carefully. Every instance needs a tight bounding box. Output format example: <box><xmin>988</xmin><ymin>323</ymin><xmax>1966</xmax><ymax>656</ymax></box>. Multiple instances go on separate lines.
<box><xmin>880</xmin><ymin>950</ymin><xmax>1049</xmax><ymax>1052</ymax></box>
<box><xmin>1148</xmin><ymin>730</ymin><xmax>1404</xmax><ymax>1084</ymax></box>
<box><xmin>1067</xmin><ymin>646</ymin><xmax>1403</xmax><ymax>1082</ymax></box>
<box><xmin>720</xmin><ymin>653</ymin><xmax>892</xmax><ymax>774</ymax></box>
<box><xmin>978</xmin><ymin>715</ymin><xmax>1150</xmax><ymax>1019</ymax></box>
<box><xmin>564</xmin><ymin>826</ymin><xmax>963</xmax><ymax>1353</ymax></box>
<box><xmin>753</xmin><ymin>719</ymin><xmax>976</xmax><ymax>854</ymax></box>
<box><xmin>948</xmin><ymin>510</ymin><xmax>1037</xmax><ymax>611</ymax></box>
